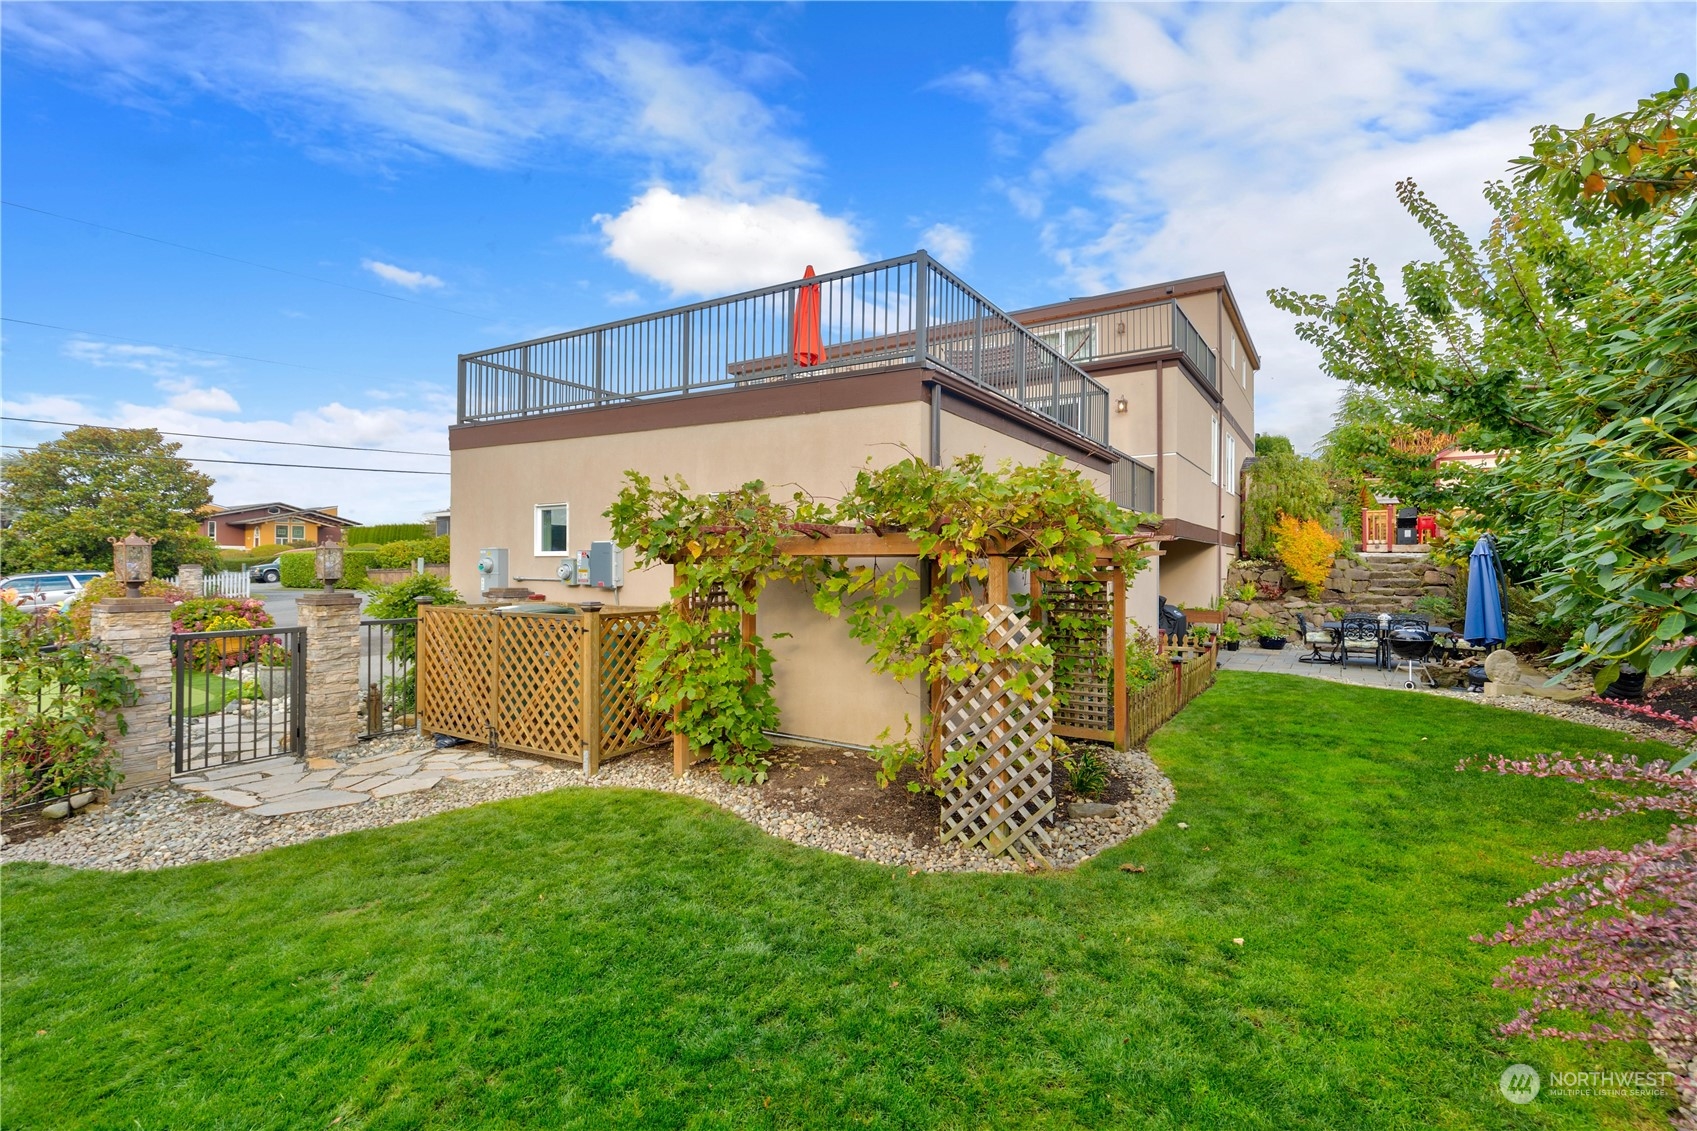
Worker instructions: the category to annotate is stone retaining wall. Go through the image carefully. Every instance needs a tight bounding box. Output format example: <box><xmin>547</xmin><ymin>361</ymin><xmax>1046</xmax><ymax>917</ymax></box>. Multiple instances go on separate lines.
<box><xmin>1225</xmin><ymin>552</ymin><xmax>1458</xmax><ymax>635</ymax></box>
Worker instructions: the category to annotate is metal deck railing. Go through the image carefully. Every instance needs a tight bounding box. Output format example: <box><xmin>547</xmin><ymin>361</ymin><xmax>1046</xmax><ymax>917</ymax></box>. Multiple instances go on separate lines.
<box><xmin>458</xmin><ymin>251</ymin><xmax>1111</xmax><ymax>445</ymax></box>
<box><xmin>1024</xmin><ymin>299</ymin><xmax>1218</xmax><ymax>388</ymax></box>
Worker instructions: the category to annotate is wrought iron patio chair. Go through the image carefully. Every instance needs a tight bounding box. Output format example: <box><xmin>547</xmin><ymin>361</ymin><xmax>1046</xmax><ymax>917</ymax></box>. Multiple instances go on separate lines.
<box><xmin>1338</xmin><ymin>613</ymin><xmax>1384</xmax><ymax>669</ymax></box>
<box><xmin>1295</xmin><ymin>613</ymin><xmax>1339</xmax><ymax>664</ymax></box>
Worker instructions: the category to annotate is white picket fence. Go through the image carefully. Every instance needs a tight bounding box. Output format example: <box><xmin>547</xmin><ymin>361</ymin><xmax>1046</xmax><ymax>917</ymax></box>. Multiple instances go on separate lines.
<box><xmin>176</xmin><ymin>570</ymin><xmax>251</xmax><ymax>598</ymax></box>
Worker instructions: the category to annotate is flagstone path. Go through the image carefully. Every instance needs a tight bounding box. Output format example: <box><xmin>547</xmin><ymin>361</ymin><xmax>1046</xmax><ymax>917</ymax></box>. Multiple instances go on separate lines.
<box><xmin>174</xmin><ymin>745</ymin><xmax>545</xmax><ymax>815</ymax></box>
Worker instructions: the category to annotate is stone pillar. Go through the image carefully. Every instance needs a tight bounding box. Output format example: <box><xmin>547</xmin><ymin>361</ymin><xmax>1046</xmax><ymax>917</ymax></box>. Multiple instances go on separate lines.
<box><xmin>297</xmin><ymin>592</ymin><xmax>363</xmax><ymax>755</ymax></box>
<box><xmin>176</xmin><ymin>563</ymin><xmax>205</xmax><ymax>594</ymax></box>
<box><xmin>90</xmin><ymin>598</ymin><xmax>175</xmax><ymax>791</ymax></box>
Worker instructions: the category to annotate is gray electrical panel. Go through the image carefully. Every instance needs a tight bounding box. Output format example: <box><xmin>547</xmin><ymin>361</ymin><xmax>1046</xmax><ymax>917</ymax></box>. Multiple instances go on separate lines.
<box><xmin>588</xmin><ymin>541</ymin><xmax>623</xmax><ymax>590</ymax></box>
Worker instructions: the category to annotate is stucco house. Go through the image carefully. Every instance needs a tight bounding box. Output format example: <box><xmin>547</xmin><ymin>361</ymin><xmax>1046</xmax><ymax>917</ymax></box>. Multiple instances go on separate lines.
<box><xmin>447</xmin><ymin>252</ymin><xmax>1257</xmax><ymax>746</ymax></box>
<box><xmin>200</xmin><ymin>502</ymin><xmax>358</xmax><ymax>551</ymax></box>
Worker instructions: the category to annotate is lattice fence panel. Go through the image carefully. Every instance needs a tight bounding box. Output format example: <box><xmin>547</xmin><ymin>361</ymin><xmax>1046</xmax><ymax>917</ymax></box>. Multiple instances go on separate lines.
<box><xmin>1040</xmin><ymin>578</ymin><xmax>1115</xmax><ymax>739</ymax></box>
<box><xmin>417</xmin><ymin>607</ymin><xmax>497</xmax><ymax>743</ymax></box>
<box><xmin>599</xmin><ymin>610</ymin><xmax>669</xmax><ymax>755</ymax></box>
<box><xmin>937</xmin><ymin>605</ymin><xmax>1057</xmax><ymax>863</ymax></box>
<box><xmin>495</xmin><ymin>612</ymin><xmax>587</xmax><ymax>758</ymax></box>
<box><xmin>687</xmin><ymin>583</ymin><xmax>740</xmax><ymax>647</ymax></box>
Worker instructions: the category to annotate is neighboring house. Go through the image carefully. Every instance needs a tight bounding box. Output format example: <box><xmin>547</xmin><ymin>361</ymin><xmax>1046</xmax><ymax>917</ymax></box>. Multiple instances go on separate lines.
<box><xmin>422</xmin><ymin>508</ymin><xmax>451</xmax><ymax>536</ymax></box>
<box><xmin>200</xmin><ymin>503</ymin><xmax>359</xmax><ymax>550</ymax></box>
<box><xmin>447</xmin><ymin>251</ymin><xmax>1254</xmax><ymax>745</ymax></box>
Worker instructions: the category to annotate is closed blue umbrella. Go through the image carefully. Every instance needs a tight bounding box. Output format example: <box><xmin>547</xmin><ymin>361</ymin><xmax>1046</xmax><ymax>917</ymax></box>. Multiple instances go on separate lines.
<box><xmin>1464</xmin><ymin>535</ymin><xmax>1506</xmax><ymax>649</ymax></box>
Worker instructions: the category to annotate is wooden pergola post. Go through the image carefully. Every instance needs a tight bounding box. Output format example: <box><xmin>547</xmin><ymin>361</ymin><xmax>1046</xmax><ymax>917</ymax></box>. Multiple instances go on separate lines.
<box><xmin>1111</xmin><ymin>566</ymin><xmax>1128</xmax><ymax>750</ymax></box>
<box><xmin>986</xmin><ymin>554</ymin><xmax>1009</xmax><ymax>607</ymax></box>
<box><xmin>671</xmin><ymin>563</ymin><xmax>693</xmax><ymax>777</ymax></box>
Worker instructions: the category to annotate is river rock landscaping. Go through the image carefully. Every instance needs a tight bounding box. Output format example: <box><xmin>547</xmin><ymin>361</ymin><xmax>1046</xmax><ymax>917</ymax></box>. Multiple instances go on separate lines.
<box><xmin>1</xmin><ymin>732</ymin><xmax>1175</xmax><ymax>874</ymax></box>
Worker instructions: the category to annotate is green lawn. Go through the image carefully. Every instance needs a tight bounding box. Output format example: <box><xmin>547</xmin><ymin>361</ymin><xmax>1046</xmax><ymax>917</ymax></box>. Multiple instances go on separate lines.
<box><xmin>2</xmin><ymin>672</ymin><xmax>1682</xmax><ymax>1129</ymax></box>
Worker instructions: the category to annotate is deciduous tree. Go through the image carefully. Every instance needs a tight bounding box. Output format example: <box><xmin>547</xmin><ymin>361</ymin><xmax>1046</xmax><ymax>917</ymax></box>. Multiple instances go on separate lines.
<box><xmin>0</xmin><ymin>427</ymin><xmax>220</xmax><ymax>577</ymax></box>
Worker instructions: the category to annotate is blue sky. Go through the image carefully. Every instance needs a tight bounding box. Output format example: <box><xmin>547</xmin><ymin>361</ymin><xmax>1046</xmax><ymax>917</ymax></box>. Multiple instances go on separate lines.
<box><xmin>2</xmin><ymin>2</ymin><xmax>1690</xmax><ymax>522</ymax></box>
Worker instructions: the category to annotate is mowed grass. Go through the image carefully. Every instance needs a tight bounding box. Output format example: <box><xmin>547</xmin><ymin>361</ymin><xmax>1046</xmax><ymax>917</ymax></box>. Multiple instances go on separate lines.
<box><xmin>2</xmin><ymin>672</ymin><xmax>1683</xmax><ymax>1130</ymax></box>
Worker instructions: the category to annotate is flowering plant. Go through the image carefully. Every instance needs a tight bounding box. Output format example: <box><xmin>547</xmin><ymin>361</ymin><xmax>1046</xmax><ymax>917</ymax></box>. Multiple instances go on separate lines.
<box><xmin>171</xmin><ymin>597</ymin><xmax>278</xmax><ymax>673</ymax></box>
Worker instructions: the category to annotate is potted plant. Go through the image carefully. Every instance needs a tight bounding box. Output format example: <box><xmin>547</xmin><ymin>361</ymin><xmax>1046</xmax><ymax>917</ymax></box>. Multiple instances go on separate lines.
<box><xmin>1218</xmin><ymin>621</ymin><xmax>1241</xmax><ymax>651</ymax></box>
<box><xmin>1250</xmin><ymin>617</ymin><xmax>1287</xmax><ymax>650</ymax></box>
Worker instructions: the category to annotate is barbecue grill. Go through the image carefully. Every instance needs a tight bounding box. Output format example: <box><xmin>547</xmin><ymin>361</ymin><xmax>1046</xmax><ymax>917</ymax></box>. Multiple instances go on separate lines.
<box><xmin>1387</xmin><ymin>626</ymin><xmax>1437</xmax><ymax>690</ymax></box>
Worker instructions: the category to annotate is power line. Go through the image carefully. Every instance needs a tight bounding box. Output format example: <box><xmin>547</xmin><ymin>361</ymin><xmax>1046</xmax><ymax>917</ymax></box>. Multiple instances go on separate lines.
<box><xmin>3</xmin><ymin>316</ymin><xmax>343</xmax><ymax>374</ymax></box>
<box><xmin>3</xmin><ymin>199</ymin><xmax>484</xmax><ymax>320</ymax></box>
<box><xmin>1</xmin><ymin>416</ymin><xmax>448</xmax><ymax>458</ymax></box>
<box><xmin>0</xmin><ymin>445</ymin><xmax>449</xmax><ymax>475</ymax></box>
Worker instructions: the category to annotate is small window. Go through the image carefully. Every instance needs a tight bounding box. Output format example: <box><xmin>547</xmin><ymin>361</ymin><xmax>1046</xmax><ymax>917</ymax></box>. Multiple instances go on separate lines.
<box><xmin>1224</xmin><ymin>434</ymin><xmax>1237</xmax><ymax>495</ymax></box>
<box><xmin>275</xmin><ymin>523</ymin><xmax>290</xmax><ymax>544</ymax></box>
<box><xmin>1209</xmin><ymin>414</ymin><xmax>1220</xmax><ymax>485</ymax></box>
<box><xmin>535</xmin><ymin>504</ymin><xmax>570</xmax><ymax>555</ymax></box>
<box><xmin>267</xmin><ymin>507</ymin><xmax>280</xmax><ymax>515</ymax></box>
<box><xmin>205</xmin><ymin>520</ymin><xmax>217</xmax><ymax>537</ymax></box>
<box><xmin>292</xmin><ymin>524</ymin><xmax>306</xmax><ymax>542</ymax></box>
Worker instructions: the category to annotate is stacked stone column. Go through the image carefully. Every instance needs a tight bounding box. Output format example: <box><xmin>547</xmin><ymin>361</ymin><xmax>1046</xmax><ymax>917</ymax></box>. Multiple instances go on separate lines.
<box><xmin>297</xmin><ymin>592</ymin><xmax>363</xmax><ymax>755</ymax></box>
<box><xmin>90</xmin><ymin>598</ymin><xmax>175</xmax><ymax>791</ymax></box>
<box><xmin>175</xmin><ymin>563</ymin><xmax>205</xmax><ymax>594</ymax></box>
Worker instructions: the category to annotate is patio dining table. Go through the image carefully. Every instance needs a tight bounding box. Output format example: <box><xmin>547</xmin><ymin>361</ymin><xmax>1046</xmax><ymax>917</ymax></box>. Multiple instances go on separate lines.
<box><xmin>1317</xmin><ymin>620</ymin><xmax>1460</xmax><ymax>669</ymax></box>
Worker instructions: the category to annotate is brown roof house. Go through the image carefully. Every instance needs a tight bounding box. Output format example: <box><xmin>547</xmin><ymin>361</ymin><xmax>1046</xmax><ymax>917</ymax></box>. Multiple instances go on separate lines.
<box><xmin>449</xmin><ymin>252</ymin><xmax>1257</xmax><ymax>746</ymax></box>
<box><xmin>200</xmin><ymin>502</ymin><xmax>359</xmax><ymax>550</ymax></box>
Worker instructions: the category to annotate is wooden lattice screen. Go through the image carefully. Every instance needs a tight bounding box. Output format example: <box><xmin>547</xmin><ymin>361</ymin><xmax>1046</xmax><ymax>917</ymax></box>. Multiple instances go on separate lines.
<box><xmin>1037</xmin><ymin>577</ymin><xmax>1116</xmax><ymax>743</ymax></box>
<box><xmin>416</xmin><ymin>605</ymin><xmax>666</xmax><ymax>769</ymax></box>
<box><xmin>936</xmin><ymin>604</ymin><xmax>1057</xmax><ymax>863</ymax></box>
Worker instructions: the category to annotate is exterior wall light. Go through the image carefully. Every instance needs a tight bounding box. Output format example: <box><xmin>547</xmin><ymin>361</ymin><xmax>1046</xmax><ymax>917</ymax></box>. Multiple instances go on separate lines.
<box><xmin>315</xmin><ymin>541</ymin><xmax>345</xmax><ymax>594</ymax></box>
<box><xmin>109</xmin><ymin>533</ymin><xmax>157</xmax><ymax>598</ymax></box>
<box><xmin>1115</xmin><ymin>395</ymin><xmax>1129</xmax><ymax>414</ymax></box>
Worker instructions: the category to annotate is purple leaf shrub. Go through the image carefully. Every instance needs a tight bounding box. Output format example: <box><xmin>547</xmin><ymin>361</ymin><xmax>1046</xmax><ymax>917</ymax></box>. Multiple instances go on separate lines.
<box><xmin>1464</xmin><ymin>751</ymin><xmax>1697</xmax><ymax>1126</ymax></box>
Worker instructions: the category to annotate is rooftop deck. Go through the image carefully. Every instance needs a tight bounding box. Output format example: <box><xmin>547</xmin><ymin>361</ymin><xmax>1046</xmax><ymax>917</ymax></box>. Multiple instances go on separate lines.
<box><xmin>458</xmin><ymin>252</ymin><xmax>1119</xmax><ymax>444</ymax></box>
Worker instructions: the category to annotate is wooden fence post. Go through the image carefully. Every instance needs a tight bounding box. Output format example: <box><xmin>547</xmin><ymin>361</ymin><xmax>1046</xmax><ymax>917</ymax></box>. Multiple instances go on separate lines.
<box><xmin>582</xmin><ymin>606</ymin><xmax>603</xmax><ymax>774</ymax></box>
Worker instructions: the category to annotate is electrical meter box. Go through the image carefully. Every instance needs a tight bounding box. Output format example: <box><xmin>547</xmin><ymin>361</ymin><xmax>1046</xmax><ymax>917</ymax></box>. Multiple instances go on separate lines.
<box><xmin>556</xmin><ymin>557</ymin><xmax>578</xmax><ymax>586</ymax></box>
<box><xmin>476</xmin><ymin>547</ymin><xmax>509</xmax><ymax>592</ymax></box>
<box><xmin>588</xmin><ymin>541</ymin><xmax>623</xmax><ymax>590</ymax></box>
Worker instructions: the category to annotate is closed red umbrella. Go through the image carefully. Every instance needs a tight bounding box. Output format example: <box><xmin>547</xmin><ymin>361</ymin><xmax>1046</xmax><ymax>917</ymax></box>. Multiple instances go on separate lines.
<box><xmin>792</xmin><ymin>265</ymin><xmax>823</xmax><ymax>367</ymax></box>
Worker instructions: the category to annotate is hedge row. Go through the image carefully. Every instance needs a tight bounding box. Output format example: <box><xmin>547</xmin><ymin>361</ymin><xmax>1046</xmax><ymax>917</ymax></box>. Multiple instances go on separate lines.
<box><xmin>369</xmin><ymin>536</ymin><xmax>450</xmax><ymax>568</ymax></box>
<box><xmin>348</xmin><ymin>524</ymin><xmax>431</xmax><ymax>546</ymax></box>
<box><xmin>278</xmin><ymin>548</ymin><xmax>377</xmax><ymax>589</ymax></box>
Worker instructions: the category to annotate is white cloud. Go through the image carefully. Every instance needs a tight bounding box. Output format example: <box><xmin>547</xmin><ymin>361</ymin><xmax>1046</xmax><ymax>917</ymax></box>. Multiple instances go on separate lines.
<box><xmin>920</xmin><ymin>223</ymin><xmax>973</xmax><ymax>269</ymax></box>
<box><xmin>61</xmin><ymin>339</ymin><xmax>221</xmax><ymax>378</ymax></box>
<box><xmin>362</xmin><ymin>259</ymin><xmax>445</xmax><ymax>291</ymax></box>
<box><xmin>156</xmin><ymin>377</ymin><xmax>242</xmax><ymax>416</ymax></box>
<box><xmin>0</xmin><ymin>389</ymin><xmax>454</xmax><ymax>524</ymax></box>
<box><xmin>597</xmin><ymin>187</ymin><xmax>865</xmax><ymax>296</ymax></box>
<box><xmin>987</xmin><ymin>3</ymin><xmax>1683</xmax><ymax>452</ymax></box>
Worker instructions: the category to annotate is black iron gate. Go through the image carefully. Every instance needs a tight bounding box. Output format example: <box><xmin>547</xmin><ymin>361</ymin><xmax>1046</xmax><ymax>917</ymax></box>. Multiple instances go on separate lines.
<box><xmin>359</xmin><ymin>617</ymin><xmax>418</xmax><ymax>740</ymax></box>
<box><xmin>171</xmin><ymin>626</ymin><xmax>305</xmax><ymax>774</ymax></box>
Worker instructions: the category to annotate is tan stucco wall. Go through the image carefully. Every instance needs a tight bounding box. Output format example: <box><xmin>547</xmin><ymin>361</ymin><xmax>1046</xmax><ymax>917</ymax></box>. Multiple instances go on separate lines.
<box><xmin>449</xmin><ymin>398</ymin><xmax>1117</xmax><ymax>747</ymax></box>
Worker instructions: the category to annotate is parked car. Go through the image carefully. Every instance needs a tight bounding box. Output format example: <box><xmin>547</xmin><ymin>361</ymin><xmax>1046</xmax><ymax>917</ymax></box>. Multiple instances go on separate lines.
<box><xmin>248</xmin><ymin>559</ymin><xmax>282</xmax><ymax>584</ymax></box>
<box><xmin>1</xmin><ymin>571</ymin><xmax>103</xmax><ymax>612</ymax></box>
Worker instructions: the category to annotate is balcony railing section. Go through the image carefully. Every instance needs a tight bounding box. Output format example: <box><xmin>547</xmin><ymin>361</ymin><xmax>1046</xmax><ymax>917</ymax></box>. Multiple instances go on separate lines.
<box><xmin>458</xmin><ymin>252</ymin><xmax>1110</xmax><ymax>445</ymax></box>
<box><xmin>1026</xmin><ymin>300</ymin><xmax>1218</xmax><ymax>389</ymax></box>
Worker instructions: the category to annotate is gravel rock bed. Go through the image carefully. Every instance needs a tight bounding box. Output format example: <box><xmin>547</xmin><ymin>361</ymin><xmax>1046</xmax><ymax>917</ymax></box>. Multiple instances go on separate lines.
<box><xmin>1</xmin><ymin>735</ymin><xmax>1177</xmax><ymax>875</ymax></box>
<box><xmin>1433</xmin><ymin>688</ymin><xmax>1697</xmax><ymax>750</ymax></box>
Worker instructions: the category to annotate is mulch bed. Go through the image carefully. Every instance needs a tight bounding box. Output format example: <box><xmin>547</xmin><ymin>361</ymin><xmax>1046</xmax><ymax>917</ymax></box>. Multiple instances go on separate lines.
<box><xmin>756</xmin><ymin>742</ymin><xmax>1110</xmax><ymax>846</ymax></box>
<box><xmin>1</xmin><ymin>804</ymin><xmax>64</xmax><ymax>846</ymax></box>
<box><xmin>1587</xmin><ymin>678</ymin><xmax>1697</xmax><ymax>742</ymax></box>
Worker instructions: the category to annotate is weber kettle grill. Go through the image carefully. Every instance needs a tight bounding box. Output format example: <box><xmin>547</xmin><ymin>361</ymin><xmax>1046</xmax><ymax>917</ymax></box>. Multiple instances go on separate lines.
<box><xmin>1387</xmin><ymin>624</ymin><xmax>1437</xmax><ymax>690</ymax></box>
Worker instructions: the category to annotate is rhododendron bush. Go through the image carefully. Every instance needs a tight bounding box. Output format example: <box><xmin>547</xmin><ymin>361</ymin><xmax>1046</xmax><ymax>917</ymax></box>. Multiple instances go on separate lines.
<box><xmin>1465</xmin><ymin>751</ymin><xmax>1697</xmax><ymax>1125</ymax></box>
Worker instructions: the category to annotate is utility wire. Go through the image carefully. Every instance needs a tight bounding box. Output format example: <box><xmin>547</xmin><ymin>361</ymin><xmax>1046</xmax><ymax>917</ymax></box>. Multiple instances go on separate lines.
<box><xmin>1</xmin><ymin>416</ymin><xmax>448</xmax><ymax>458</ymax></box>
<box><xmin>3</xmin><ymin>199</ymin><xmax>484</xmax><ymax>320</ymax></box>
<box><xmin>3</xmin><ymin>316</ymin><xmax>348</xmax><ymax>375</ymax></box>
<box><xmin>0</xmin><ymin>445</ymin><xmax>449</xmax><ymax>475</ymax></box>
